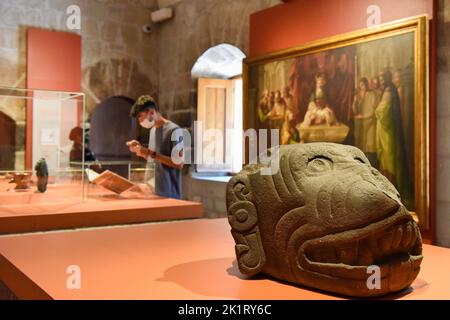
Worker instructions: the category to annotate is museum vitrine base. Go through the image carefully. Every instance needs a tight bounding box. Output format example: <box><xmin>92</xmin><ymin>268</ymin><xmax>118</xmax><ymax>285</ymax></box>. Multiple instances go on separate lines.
<box><xmin>0</xmin><ymin>179</ymin><xmax>203</xmax><ymax>234</ymax></box>
<box><xmin>0</xmin><ymin>218</ymin><xmax>448</xmax><ymax>300</ymax></box>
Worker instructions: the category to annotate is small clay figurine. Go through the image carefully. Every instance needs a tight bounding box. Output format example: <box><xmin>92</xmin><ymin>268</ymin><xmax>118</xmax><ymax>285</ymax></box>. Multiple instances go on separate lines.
<box><xmin>34</xmin><ymin>158</ymin><xmax>49</xmax><ymax>193</ymax></box>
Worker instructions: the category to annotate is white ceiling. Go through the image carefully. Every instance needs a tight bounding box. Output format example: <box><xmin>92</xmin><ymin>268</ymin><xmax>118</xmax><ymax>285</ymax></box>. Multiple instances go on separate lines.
<box><xmin>191</xmin><ymin>44</ymin><xmax>246</xmax><ymax>79</ymax></box>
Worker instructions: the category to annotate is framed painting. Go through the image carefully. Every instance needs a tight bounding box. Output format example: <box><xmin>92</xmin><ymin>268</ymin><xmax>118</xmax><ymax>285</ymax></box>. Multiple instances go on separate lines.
<box><xmin>243</xmin><ymin>15</ymin><xmax>430</xmax><ymax>230</ymax></box>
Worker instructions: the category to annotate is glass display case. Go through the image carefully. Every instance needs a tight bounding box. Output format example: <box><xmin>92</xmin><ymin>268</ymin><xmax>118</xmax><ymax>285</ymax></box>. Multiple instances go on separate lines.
<box><xmin>82</xmin><ymin>159</ymin><xmax>156</xmax><ymax>199</ymax></box>
<box><xmin>0</xmin><ymin>87</ymin><xmax>155</xmax><ymax>218</ymax></box>
<box><xmin>0</xmin><ymin>87</ymin><xmax>87</xmax><ymax>211</ymax></box>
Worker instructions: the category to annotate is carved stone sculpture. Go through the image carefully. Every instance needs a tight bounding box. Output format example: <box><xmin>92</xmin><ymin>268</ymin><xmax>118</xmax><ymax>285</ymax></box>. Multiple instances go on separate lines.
<box><xmin>34</xmin><ymin>158</ymin><xmax>49</xmax><ymax>193</ymax></box>
<box><xmin>226</xmin><ymin>143</ymin><xmax>422</xmax><ymax>297</ymax></box>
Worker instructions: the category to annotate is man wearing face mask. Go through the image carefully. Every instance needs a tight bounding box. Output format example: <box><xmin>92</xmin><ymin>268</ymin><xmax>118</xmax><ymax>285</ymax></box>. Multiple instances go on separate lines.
<box><xmin>127</xmin><ymin>95</ymin><xmax>183</xmax><ymax>199</ymax></box>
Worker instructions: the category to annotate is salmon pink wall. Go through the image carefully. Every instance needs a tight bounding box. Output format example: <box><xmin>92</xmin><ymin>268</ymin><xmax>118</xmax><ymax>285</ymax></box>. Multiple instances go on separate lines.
<box><xmin>26</xmin><ymin>28</ymin><xmax>81</xmax><ymax>169</ymax></box>
<box><xmin>27</xmin><ymin>28</ymin><xmax>81</xmax><ymax>91</ymax></box>
<box><xmin>250</xmin><ymin>0</ymin><xmax>434</xmax><ymax>56</ymax></box>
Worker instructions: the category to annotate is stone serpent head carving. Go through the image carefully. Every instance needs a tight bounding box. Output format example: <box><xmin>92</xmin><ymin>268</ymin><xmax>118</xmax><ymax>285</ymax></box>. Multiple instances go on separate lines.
<box><xmin>226</xmin><ymin>143</ymin><xmax>422</xmax><ymax>297</ymax></box>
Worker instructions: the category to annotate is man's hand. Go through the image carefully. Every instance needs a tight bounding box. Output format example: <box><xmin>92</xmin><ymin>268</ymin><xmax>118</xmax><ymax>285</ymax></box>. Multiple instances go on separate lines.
<box><xmin>136</xmin><ymin>146</ymin><xmax>152</xmax><ymax>159</ymax></box>
<box><xmin>126</xmin><ymin>140</ymin><xmax>141</xmax><ymax>153</ymax></box>
<box><xmin>126</xmin><ymin>140</ymin><xmax>155</xmax><ymax>160</ymax></box>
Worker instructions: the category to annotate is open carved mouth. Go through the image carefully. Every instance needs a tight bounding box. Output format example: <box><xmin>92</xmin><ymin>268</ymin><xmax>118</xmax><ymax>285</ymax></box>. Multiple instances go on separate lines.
<box><xmin>299</xmin><ymin>209</ymin><xmax>423</xmax><ymax>282</ymax></box>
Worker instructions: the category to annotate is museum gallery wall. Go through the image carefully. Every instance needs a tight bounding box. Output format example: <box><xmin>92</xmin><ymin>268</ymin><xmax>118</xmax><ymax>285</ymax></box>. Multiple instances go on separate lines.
<box><xmin>244</xmin><ymin>16</ymin><xmax>430</xmax><ymax>231</ymax></box>
<box><xmin>244</xmin><ymin>0</ymin><xmax>435</xmax><ymax>241</ymax></box>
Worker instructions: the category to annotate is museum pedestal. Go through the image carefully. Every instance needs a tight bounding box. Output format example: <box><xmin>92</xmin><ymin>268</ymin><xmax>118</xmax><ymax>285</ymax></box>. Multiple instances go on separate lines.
<box><xmin>0</xmin><ymin>218</ymin><xmax>448</xmax><ymax>300</ymax></box>
<box><xmin>0</xmin><ymin>179</ymin><xmax>203</xmax><ymax>234</ymax></box>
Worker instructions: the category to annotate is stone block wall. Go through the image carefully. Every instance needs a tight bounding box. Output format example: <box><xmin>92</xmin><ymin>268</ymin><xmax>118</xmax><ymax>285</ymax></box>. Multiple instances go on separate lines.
<box><xmin>156</xmin><ymin>0</ymin><xmax>281</xmax><ymax>126</ymax></box>
<box><xmin>0</xmin><ymin>0</ymin><xmax>160</xmax><ymax>116</ymax></box>
<box><xmin>0</xmin><ymin>0</ymin><xmax>282</xmax><ymax>219</ymax></box>
<box><xmin>0</xmin><ymin>0</ymin><xmax>161</xmax><ymax>170</ymax></box>
<box><xmin>155</xmin><ymin>0</ymin><xmax>281</xmax><ymax>218</ymax></box>
<box><xmin>0</xmin><ymin>0</ymin><xmax>282</xmax><ymax>218</ymax></box>
<box><xmin>182</xmin><ymin>175</ymin><xmax>228</xmax><ymax>218</ymax></box>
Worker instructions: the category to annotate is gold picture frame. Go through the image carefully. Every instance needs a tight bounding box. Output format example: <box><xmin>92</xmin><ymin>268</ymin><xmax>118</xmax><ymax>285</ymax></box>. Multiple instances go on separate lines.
<box><xmin>243</xmin><ymin>15</ymin><xmax>430</xmax><ymax>230</ymax></box>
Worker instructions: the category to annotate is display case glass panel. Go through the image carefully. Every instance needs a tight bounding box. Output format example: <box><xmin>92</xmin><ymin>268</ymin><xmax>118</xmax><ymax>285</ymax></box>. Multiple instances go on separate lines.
<box><xmin>0</xmin><ymin>87</ymin><xmax>156</xmax><ymax>219</ymax></box>
<box><xmin>0</xmin><ymin>87</ymin><xmax>86</xmax><ymax>209</ymax></box>
<box><xmin>83</xmin><ymin>160</ymin><xmax>156</xmax><ymax>199</ymax></box>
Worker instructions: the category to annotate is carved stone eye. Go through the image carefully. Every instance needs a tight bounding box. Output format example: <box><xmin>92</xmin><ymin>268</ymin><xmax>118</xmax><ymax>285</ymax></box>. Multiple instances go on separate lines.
<box><xmin>354</xmin><ymin>157</ymin><xmax>366</xmax><ymax>164</ymax></box>
<box><xmin>307</xmin><ymin>156</ymin><xmax>333</xmax><ymax>173</ymax></box>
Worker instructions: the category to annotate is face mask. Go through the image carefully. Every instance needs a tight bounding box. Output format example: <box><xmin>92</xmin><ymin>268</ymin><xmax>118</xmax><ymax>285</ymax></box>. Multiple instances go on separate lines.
<box><xmin>140</xmin><ymin>117</ymin><xmax>155</xmax><ymax>129</ymax></box>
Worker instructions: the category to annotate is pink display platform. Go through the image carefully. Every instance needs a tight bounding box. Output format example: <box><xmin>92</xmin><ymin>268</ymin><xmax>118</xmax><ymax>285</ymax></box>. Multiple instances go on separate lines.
<box><xmin>0</xmin><ymin>180</ymin><xmax>203</xmax><ymax>234</ymax></box>
<box><xmin>0</xmin><ymin>218</ymin><xmax>448</xmax><ymax>300</ymax></box>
